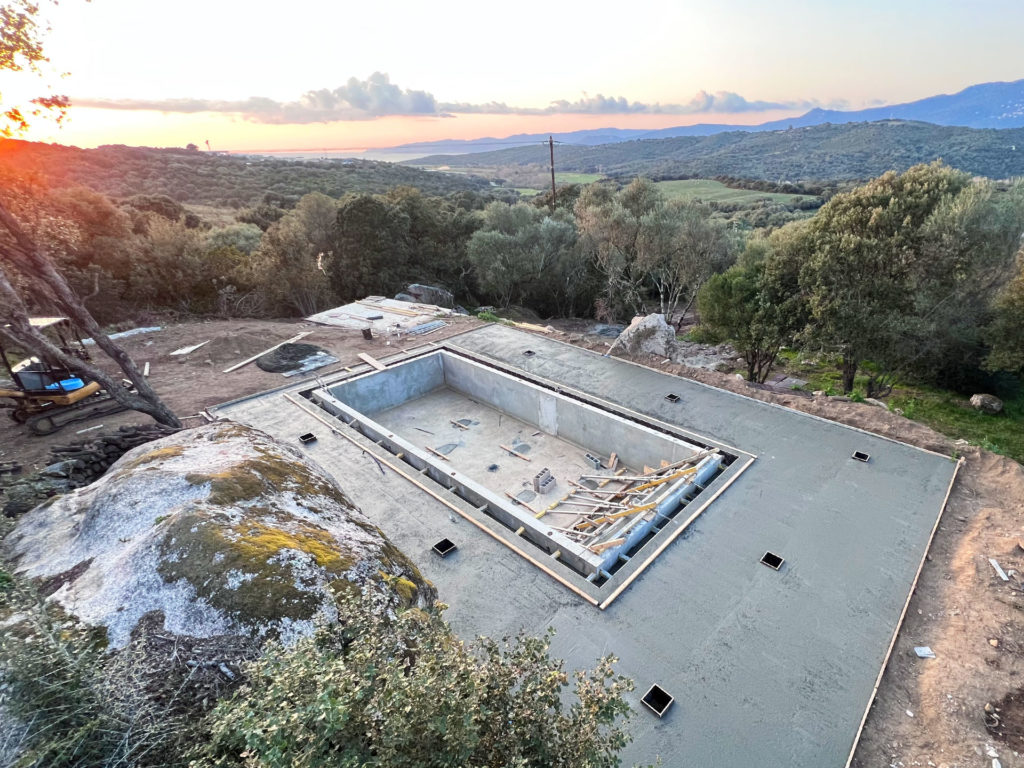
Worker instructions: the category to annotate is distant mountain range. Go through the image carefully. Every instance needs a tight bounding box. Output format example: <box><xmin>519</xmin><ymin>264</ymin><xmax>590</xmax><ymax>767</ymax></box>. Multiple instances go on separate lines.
<box><xmin>403</xmin><ymin>121</ymin><xmax>1024</xmax><ymax>183</ymax></box>
<box><xmin>379</xmin><ymin>78</ymin><xmax>1024</xmax><ymax>156</ymax></box>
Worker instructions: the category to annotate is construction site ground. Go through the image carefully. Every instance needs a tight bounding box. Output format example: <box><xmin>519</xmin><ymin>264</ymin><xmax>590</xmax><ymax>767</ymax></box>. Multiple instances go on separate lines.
<box><xmin>3</xmin><ymin>315</ymin><xmax>1023</xmax><ymax>767</ymax></box>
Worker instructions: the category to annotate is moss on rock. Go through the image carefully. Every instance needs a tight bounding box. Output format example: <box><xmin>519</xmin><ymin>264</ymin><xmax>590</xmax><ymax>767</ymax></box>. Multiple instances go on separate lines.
<box><xmin>7</xmin><ymin>422</ymin><xmax>436</xmax><ymax>649</ymax></box>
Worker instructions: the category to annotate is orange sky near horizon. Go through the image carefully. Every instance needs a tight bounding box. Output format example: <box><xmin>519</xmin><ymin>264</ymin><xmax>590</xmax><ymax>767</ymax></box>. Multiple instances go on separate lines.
<box><xmin>5</xmin><ymin>0</ymin><xmax>1024</xmax><ymax>153</ymax></box>
<box><xmin>20</xmin><ymin>107</ymin><xmax>805</xmax><ymax>152</ymax></box>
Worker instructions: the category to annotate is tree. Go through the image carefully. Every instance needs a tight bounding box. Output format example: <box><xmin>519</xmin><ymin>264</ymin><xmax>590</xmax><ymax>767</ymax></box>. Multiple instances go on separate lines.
<box><xmin>576</xmin><ymin>179</ymin><xmax>734</xmax><ymax>322</ymax></box>
<box><xmin>248</xmin><ymin>192</ymin><xmax>338</xmax><ymax>316</ymax></box>
<box><xmin>467</xmin><ymin>202</ymin><xmax>589</xmax><ymax>315</ymax></box>
<box><xmin>0</xmin><ymin>2</ymin><xmax>180</xmax><ymax>427</ymax></box>
<box><xmin>985</xmin><ymin>261</ymin><xmax>1024</xmax><ymax>374</ymax></box>
<box><xmin>698</xmin><ymin>229</ymin><xmax>806</xmax><ymax>383</ymax></box>
<box><xmin>329</xmin><ymin>193</ymin><xmax>412</xmax><ymax>300</ymax></box>
<box><xmin>1</xmin><ymin>0</ymin><xmax>70</xmax><ymax>137</ymax></box>
<box><xmin>576</xmin><ymin>179</ymin><xmax>664</xmax><ymax>321</ymax></box>
<box><xmin>796</xmin><ymin>162</ymin><xmax>1022</xmax><ymax>396</ymax></box>
<box><xmin>193</xmin><ymin>594</ymin><xmax>636</xmax><ymax>768</ymax></box>
<box><xmin>637</xmin><ymin>200</ymin><xmax>736</xmax><ymax>324</ymax></box>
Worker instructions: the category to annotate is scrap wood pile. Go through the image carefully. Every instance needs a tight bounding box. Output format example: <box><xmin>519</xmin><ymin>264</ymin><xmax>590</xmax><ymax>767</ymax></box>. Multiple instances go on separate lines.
<box><xmin>537</xmin><ymin>449</ymin><xmax>719</xmax><ymax>555</ymax></box>
<box><xmin>305</xmin><ymin>296</ymin><xmax>452</xmax><ymax>335</ymax></box>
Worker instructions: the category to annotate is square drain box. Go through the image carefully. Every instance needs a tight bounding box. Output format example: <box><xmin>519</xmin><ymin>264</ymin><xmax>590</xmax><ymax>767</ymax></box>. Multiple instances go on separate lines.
<box><xmin>761</xmin><ymin>551</ymin><xmax>784</xmax><ymax>570</ymax></box>
<box><xmin>641</xmin><ymin>684</ymin><xmax>674</xmax><ymax>717</ymax></box>
<box><xmin>298</xmin><ymin>432</ymin><xmax>317</xmax><ymax>445</ymax></box>
<box><xmin>432</xmin><ymin>538</ymin><xmax>457</xmax><ymax>558</ymax></box>
<box><xmin>852</xmin><ymin>451</ymin><xmax>871</xmax><ymax>462</ymax></box>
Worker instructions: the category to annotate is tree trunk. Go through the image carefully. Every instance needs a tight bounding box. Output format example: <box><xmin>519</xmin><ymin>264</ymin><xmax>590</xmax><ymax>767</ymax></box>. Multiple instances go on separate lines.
<box><xmin>841</xmin><ymin>355</ymin><xmax>858</xmax><ymax>394</ymax></box>
<box><xmin>0</xmin><ymin>199</ymin><xmax>181</xmax><ymax>427</ymax></box>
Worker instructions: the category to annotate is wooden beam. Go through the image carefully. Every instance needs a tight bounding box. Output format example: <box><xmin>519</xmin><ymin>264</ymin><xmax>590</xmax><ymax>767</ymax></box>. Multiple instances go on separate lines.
<box><xmin>223</xmin><ymin>331</ymin><xmax>312</xmax><ymax>373</ymax></box>
<box><xmin>425</xmin><ymin>445</ymin><xmax>451</xmax><ymax>461</ymax></box>
<box><xmin>575</xmin><ymin>502</ymin><xmax>658</xmax><ymax>530</ymax></box>
<box><xmin>357</xmin><ymin>300</ymin><xmax>420</xmax><ymax>317</ymax></box>
<box><xmin>589</xmin><ymin>537</ymin><xmax>626</xmax><ymax>554</ymax></box>
<box><xmin>450</xmin><ymin>419</ymin><xmax>469</xmax><ymax>430</ymax></box>
<box><xmin>504</xmin><ymin>491</ymin><xmax>542</xmax><ymax>516</ymax></box>
<box><xmin>640</xmin><ymin>449</ymin><xmax>716</xmax><ymax>476</ymax></box>
<box><xmin>500</xmin><ymin>444</ymin><xmax>531</xmax><ymax>461</ymax></box>
<box><xmin>357</xmin><ymin>352</ymin><xmax>387</xmax><ymax>371</ymax></box>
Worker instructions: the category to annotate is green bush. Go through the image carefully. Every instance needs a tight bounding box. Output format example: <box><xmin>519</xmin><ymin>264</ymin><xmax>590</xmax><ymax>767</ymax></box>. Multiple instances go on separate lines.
<box><xmin>680</xmin><ymin>325</ymin><xmax>723</xmax><ymax>344</ymax></box>
<box><xmin>192</xmin><ymin>594</ymin><xmax>637</xmax><ymax>768</ymax></box>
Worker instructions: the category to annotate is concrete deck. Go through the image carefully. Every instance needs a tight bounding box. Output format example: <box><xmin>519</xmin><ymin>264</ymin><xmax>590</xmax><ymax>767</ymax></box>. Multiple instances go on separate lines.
<box><xmin>212</xmin><ymin>324</ymin><xmax>959</xmax><ymax>768</ymax></box>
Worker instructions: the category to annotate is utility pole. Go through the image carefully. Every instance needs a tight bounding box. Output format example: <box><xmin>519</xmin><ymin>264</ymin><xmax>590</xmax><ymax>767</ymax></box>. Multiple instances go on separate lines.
<box><xmin>549</xmin><ymin>135</ymin><xmax>557</xmax><ymax>213</ymax></box>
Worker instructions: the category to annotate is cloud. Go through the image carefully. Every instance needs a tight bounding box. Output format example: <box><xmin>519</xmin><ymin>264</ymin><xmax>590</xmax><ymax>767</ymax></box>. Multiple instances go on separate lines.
<box><xmin>73</xmin><ymin>73</ymin><xmax>830</xmax><ymax>123</ymax></box>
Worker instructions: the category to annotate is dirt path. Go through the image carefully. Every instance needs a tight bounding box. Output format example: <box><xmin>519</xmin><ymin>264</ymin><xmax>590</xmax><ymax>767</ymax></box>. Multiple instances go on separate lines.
<box><xmin>4</xmin><ymin>317</ymin><xmax>1023</xmax><ymax>765</ymax></box>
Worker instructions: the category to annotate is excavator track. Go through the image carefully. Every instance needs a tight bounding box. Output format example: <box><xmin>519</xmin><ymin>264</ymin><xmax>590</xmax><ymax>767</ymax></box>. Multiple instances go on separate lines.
<box><xmin>26</xmin><ymin>395</ymin><xmax>128</xmax><ymax>436</ymax></box>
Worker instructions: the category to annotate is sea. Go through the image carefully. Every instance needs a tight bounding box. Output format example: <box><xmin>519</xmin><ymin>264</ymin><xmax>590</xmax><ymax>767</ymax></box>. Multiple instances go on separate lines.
<box><xmin>228</xmin><ymin>148</ymin><xmax>430</xmax><ymax>164</ymax></box>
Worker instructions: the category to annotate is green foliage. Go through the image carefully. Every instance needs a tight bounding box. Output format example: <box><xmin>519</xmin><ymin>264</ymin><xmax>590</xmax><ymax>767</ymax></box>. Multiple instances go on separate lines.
<box><xmin>204</xmin><ymin>223</ymin><xmax>263</xmax><ymax>255</ymax></box>
<box><xmin>192</xmin><ymin>594</ymin><xmax>636</xmax><ymax>768</ymax></box>
<box><xmin>985</xmin><ymin>262</ymin><xmax>1024</xmax><ymax>374</ymax></box>
<box><xmin>697</xmin><ymin>228</ymin><xmax>805</xmax><ymax>383</ymax></box>
<box><xmin>467</xmin><ymin>201</ymin><xmax>595</xmax><ymax>316</ymax></box>
<box><xmin>475</xmin><ymin>310</ymin><xmax>502</xmax><ymax>323</ymax></box>
<box><xmin>245</xmin><ymin>192</ymin><xmax>339</xmax><ymax>316</ymax></box>
<box><xmin>0</xmin><ymin>586</ymin><xmax>194</xmax><ymax>768</ymax></box>
<box><xmin>0</xmin><ymin>140</ymin><xmax>493</xmax><ymax>207</ymax></box>
<box><xmin>576</xmin><ymin>178</ymin><xmax>736</xmax><ymax>322</ymax></box>
<box><xmin>797</xmin><ymin>163</ymin><xmax>1024</xmax><ymax>394</ymax></box>
<box><xmin>681</xmin><ymin>325</ymin><xmax>723</xmax><ymax>344</ymax></box>
<box><xmin>888</xmin><ymin>385</ymin><xmax>1024</xmax><ymax>462</ymax></box>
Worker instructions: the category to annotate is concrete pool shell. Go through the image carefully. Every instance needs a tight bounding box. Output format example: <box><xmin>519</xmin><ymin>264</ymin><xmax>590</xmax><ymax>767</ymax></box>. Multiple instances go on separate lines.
<box><xmin>312</xmin><ymin>349</ymin><xmax>752</xmax><ymax>599</ymax></box>
<box><xmin>211</xmin><ymin>323</ymin><xmax>961</xmax><ymax>768</ymax></box>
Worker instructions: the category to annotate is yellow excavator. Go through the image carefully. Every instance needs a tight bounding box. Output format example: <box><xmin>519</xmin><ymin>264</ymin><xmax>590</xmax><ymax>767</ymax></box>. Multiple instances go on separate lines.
<box><xmin>0</xmin><ymin>317</ymin><xmax>131</xmax><ymax>435</ymax></box>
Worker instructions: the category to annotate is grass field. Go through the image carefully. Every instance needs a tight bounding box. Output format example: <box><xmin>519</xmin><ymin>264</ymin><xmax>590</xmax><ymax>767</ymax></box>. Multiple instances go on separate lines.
<box><xmin>772</xmin><ymin>349</ymin><xmax>1024</xmax><ymax>462</ymax></box>
<box><xmin>655</xmin><ymin>179</ymin><xmax>819</xmax><ymax>206</ymax></box>
<box><xmin>555</xmin><ymin>172</ymin><xmax>604</xmax><ymax>184</ymax></box>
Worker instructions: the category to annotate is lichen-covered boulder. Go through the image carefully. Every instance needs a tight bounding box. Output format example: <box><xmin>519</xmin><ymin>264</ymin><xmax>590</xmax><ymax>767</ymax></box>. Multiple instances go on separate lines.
<box><xmin>3</xmin><ymin>422</ymin><xmax>435</xmax><ymax>648</ymax></box>
<box><xmin>970</xmin><ymin>393</ymin><xmax>1003</xmax><ymax>414</ymax></box>
<box><xmin>397</xmin><ymin>283</ymin><xmax>454</xmax><ymax>308</ymax></box>
<box><xmin>611</xmin><ymin>313</ymin><xmax>678</xmax><ymax>358</ymax></box>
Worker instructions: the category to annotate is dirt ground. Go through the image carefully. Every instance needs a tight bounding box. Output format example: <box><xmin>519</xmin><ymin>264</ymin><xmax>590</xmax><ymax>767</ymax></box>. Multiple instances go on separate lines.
<box><xmin>0</xmin><ymin>316</ymin><xmax>483</xmax><ymax>471</ymax></box>
<box><xmin>4</xmin><ymin>316</ymin><xmax>1024</xmax><ymax>766</ymax></box>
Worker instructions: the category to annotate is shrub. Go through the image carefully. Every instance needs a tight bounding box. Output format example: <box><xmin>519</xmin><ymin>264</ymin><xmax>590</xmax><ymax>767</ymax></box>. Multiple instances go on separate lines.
<box><xmin>192</xmin><ymin>594</ymin><xmax>637</xmax><ymax>768</ymax></box>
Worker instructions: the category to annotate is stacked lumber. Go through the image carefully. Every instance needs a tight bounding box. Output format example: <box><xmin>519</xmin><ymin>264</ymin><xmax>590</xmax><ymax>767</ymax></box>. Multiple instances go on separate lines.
<box><xmin>545</xmin><ymin>450</ymin><xmax>716</xmax><ymax>555</ymax></box>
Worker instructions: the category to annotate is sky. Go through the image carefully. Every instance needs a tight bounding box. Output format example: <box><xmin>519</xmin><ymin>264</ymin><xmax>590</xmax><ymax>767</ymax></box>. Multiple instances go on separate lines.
<box><xmin>4</xmin><ymin>0</ymin><xmax>1024</xmax><ymax>152</ymax></box>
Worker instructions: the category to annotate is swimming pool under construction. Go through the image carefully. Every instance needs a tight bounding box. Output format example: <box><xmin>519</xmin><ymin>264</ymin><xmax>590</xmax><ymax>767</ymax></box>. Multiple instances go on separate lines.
<box><xmin>213</xmin><ymin>323</ymin><xmax>961</xmax><ymax>768</ymax></box>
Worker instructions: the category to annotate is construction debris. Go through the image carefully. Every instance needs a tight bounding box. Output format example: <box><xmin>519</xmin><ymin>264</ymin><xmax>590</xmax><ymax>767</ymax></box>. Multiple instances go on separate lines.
<box><xmin>358</xmin><ymin>352</ymin><xmax>387</xmax><ymax>371</ymax></box>
<box><xmin>306</xmin><ymin>296</ymin><xmax>453</xmax><ymax>332</ymax></box>
<box><xmin>989</xmin><ymin>557</ymin><xmax>1010</xmax><ymax>581</ymax></box>
<box><xmin>169</xmin><ymin>340</ymin><xmax>211</xmax><ymax>356</ymax></box>
<box><xmin>222</xmin><ymin>332</ymin><xmax>313</xmax><ymax>373</ymax></box>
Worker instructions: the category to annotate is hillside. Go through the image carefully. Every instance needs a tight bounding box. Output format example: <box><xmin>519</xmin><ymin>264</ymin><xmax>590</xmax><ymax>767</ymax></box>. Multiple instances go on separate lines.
<box><xmin>0</xmin><ymin>140</ymin><xmax>494</xmax><ymax>206</ymax></box>
<box><xmin>380</xmin><ymin>78</ymin><xmax>1024</xmax><ymax>156</ymax></box>
<box><xmin>408</xmin><ymin>121</ymin><xmax>1024</xmax><ymax>181</ymax></box>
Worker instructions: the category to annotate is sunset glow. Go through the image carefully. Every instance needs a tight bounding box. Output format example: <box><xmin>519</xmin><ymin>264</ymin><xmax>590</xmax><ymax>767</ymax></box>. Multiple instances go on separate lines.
<box><xmin>5</xmin><ymin>0</ymin><xmax>1024</xmax><ymax>150</ymax></box>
